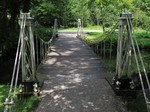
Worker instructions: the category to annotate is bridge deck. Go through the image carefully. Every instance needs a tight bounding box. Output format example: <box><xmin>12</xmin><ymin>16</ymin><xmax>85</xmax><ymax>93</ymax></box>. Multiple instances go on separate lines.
<box><xmin>36</xmin><ymin>31</ymin><xmax>127</xmax><ymax>112</ymax></box>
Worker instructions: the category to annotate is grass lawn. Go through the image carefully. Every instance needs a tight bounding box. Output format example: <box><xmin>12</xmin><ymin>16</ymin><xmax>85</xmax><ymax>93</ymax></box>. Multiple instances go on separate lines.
<box><xmin>84</xmin><ymin>32</ymin><xmax>104</xmax><ymax>40</ymax></box>
<box><xmin>82</xmin><ymin>32</ymin><xmax>105</xmax><ymax>45</ymax></box>
<box><xmin>83</xmin><ymin>25</ymin><xmax>102</xmax><ymax>30</ymax></box>
<box><xmin>59</xmin><ymin>25</ymin><xmax>112</xmax><ymax>31</ymax></box>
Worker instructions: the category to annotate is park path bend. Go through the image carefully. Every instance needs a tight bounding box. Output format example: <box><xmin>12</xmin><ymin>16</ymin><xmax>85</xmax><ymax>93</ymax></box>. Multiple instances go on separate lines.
<box><xmin>36</xmin><ymin>31</ymin><xmax>127</xmax><ymax>112</ymax></box>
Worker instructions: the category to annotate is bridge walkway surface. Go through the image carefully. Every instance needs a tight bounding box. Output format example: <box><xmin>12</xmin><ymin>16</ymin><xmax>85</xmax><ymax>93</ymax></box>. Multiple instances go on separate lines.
<box><xmin>36</xmin><ymin>31</ymin><xmax>127</xmax><ymax>112</ymax></box>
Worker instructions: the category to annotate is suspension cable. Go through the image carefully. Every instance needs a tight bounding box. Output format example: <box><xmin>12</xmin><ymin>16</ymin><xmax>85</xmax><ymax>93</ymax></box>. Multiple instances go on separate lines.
<box><xmin>128</xmin><ymin>15</ymin><xmax>150</xmax><ymax>90</ymax></box>
<box><xmin>126</xmin><ymin>15</ymin><xmax>149</xmax><ymax>109</ymax></box>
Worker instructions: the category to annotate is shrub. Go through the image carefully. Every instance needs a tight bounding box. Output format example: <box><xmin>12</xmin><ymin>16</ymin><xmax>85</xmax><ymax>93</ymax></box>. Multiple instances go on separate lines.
<box><xmin>33</xmin><ymin>24</ymin><xmax>53</xmax><ymax>41</ymax></box>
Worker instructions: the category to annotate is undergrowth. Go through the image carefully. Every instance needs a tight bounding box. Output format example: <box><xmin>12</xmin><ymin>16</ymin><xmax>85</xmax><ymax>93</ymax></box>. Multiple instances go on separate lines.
<box><xmin>0</xmin><ymin>85</ymin><xmax>39</xmax><ymax>112</ymax></box>
<box><xmin>33</xmin><ymin>24</ymin><xmax>53</xmax><ymax>41</ymax></box>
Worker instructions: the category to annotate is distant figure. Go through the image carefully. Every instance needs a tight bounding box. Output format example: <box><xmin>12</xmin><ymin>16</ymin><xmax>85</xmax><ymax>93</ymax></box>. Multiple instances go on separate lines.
<box><xmin>77</xmin><ymin>19</ymin><xmax>82</xmax><ymax>37</ymax></box>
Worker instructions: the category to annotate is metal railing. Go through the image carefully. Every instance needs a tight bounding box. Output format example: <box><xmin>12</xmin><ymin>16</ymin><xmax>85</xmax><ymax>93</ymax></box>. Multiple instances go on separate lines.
<box><xmin>35</xmin><ymin>19</ymin><xmax>58</xmax><ymax>66</ymax></box>
<box><xmin>3</xmin><ymin>13</ymin><xmax>58</xmax><ymax>112</ymax></box>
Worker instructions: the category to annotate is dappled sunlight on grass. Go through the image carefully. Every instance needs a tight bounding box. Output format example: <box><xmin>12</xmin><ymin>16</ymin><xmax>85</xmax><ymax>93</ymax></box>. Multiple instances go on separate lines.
<box><xmin>59</xmin><ymin>25</ymin><xmax>103</xmax><ymax>30</ymax></box>
<box><xmin>83</xmin><ymin>32</ymin><xmax>105</xmax><ymax>44</ymax></box>
<box><xmin>83</xmin><ymin>25</ymin><xmax>102</xmax><ymax>30</ymax></box>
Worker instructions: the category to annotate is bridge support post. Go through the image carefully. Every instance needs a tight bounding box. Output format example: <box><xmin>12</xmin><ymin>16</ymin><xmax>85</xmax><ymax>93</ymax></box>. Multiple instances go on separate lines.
<box><xmin>113</xmin><ymin>12</ymin><xmax>134</xmax><ymax>90</ymax></box>
<box><xmin>18</xmin><ymin>13</ymin><xmax>39</xmax><ymax>98</ymax></box>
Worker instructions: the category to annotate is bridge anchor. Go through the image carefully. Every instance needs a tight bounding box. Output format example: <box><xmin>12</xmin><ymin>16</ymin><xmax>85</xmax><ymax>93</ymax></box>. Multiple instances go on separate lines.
<box><xmin>18</xmin><ymin>82</ymin><xmax>40</xmax><ymax>99</ymax></box>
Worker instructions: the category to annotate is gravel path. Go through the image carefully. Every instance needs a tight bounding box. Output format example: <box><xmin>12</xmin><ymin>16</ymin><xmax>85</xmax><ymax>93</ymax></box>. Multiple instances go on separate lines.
<box><xmin>36</xmin><ymin>31</ymin><xmax>127</xmax><ymax>112</ymax></box>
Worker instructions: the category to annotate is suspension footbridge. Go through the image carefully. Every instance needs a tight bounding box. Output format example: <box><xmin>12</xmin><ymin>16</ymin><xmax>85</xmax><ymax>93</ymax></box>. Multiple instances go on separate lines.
<box><xmin>3</xmin><ymin>12</ymin><xmax>150</xmax><ymax>112</ymax></box>
<box><xmin>36</xmin><ymin>31</ymin><xmax>127</xmax><ymax>112</ymax></box>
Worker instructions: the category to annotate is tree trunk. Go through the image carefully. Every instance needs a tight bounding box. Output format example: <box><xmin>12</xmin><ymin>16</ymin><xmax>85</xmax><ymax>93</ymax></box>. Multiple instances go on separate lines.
<box><xmin>102</xmin><ymin>20</ymin><xmax>105</xmax><ymax>32</ymax></box>
<box><xmin>100</xmin><ymin>5</ymin><xmax>105</xmax><ymax>32</ymax></box>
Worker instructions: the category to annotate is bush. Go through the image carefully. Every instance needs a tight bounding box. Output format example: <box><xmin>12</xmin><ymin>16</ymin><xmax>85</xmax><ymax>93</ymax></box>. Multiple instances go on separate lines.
<box><xmin>14</xmin><ymin>95</ymin><xmax>40</xmax><ymax>112</ymax></box>
<box><xmin>134</xmin><ymin>31</ymin><xmax>150</xmax><ymax>51</ymax></box>
<box><xmin>33</xmin><ymin>24</ymin><xmax>53</xmax><ymax>41</ymax></box>
<box><xmin>135</xmin><ymin>31</ymin><xmax>150</xmax><ymax>39</ymax></box>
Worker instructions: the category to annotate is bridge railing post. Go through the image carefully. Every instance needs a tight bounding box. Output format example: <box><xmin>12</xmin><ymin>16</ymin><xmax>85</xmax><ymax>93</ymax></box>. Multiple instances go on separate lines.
<box><xmin>77</xmin><ymin>18</ymin><xmax>83</xmax><ymax>38</ymax></box>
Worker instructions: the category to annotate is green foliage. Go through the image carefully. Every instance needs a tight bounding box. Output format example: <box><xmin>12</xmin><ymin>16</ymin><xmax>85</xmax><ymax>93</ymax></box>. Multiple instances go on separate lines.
<box><xmin>83</xmin><ymin>32</ymin><xmax>104</xmax><ymax>45</ymax></box>
<box><xmin>14</xmin><ymin>96</ymin><xmax>40</xmax><ymax>112</ymax></box>
<box><xmin>84</xmin><ymin>30</ymin><xmax>150</xmax><ymax>53</ymax></box>
<box><xmin>60</xmin><ymin>25</ymin><xmax>103</xmax><ymax>30</ymax></box>
<box><xmin>0</xmin><ymin>85</ymin><xmax>9</xmax><ymax>112</ymax></box>
<box><xmin>118</xmin><ymin>0</ymin><xmax>135</xmax><ymax>11</ymax></box>
<box><xmin>133</xmin><ymin>0</ymin><xmax>150</xmax><ymax>30</ymax></box>
<box><xmin>83</xmin><ymin>30</ymin><xmax>150</xmax><ymax>74</ymax></box>
<box><xmin>30</xmin><ymin>0</ymin><xmax>150</xmax><ymax>31</ymax></box>
<box><xmin>33</xmin><ymin>24</ymin><xmax>53</xmax><ymax>41</ymax></box>
<box><xmin>83</xmin><ymin>32</ymin><xmax>118</xmax><ymax>45</ymax></box>
<box><xmin>135</xmin><ymin>31</ymin><xmax>150</xmax><ymax>39</ymax></box>
<box><xmin>134</xmin><ymin>0</ymin><xmax>150</xmax><ymax>16</ymax></box>
<box><xmin>0</xmin><ymin>85</ymin><xmax>39</xmax><ymax>112</ymax></box>
<box><xmin>138</xmin><ymin>39</ymin><xmax>150</xmax><ymax>51</ymax></box>
<box><xmin>134</xmin><ymin>31</ymin><xmax>150</xmax><ymax>51</ymax></box>
<box><xmin>89</xmin><ymin>0</ymin><xmax>117</xmax><ymax>31</ymax></box>
<box><xmin>32</xmin><ymin>0</ymin><xmax>55</xmax><ymax>26</ymax></box>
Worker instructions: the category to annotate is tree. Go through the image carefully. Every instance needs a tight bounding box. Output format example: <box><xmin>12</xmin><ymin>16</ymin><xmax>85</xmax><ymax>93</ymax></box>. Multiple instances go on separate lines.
<box><xmin>0</xmin><ymin>0</ymin><xmax>32</xmax><ymax>60</ymax></box>
<box><xmin>31</xmin><ymin>0</ymin><xmax>56</xmax><ymax>26</ymax></box>
<box><xmin>89</xmin><ymin>0</ymin><xmax>116</xmax><ymax>32</ymax></box>
<box><xmin>117</xmin><ymin>0</ymin><xmax>135</xmax><ymax>11</ymax></box>
<box><xmin>133</xmin><ymin>0</ymin><xmax>150</xmax><ymax>30</ymax></box>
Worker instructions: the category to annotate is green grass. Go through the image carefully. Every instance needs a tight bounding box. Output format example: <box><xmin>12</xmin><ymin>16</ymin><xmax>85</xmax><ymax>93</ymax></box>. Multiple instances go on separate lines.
<box><xmin>0</xmin><ymin>85</ymin><xmax>39</xmax><ymax>112</ymax></box>
<box><xmin>82</xmin><ymin>32</ymin><xmax>105</xmax><ymax>45</ymax></box>
<box><xmin>83</xmin><ymin>31</ymin><xmax>118</xmax><ymax>46</ymax></box>
<box><xmin>83</xmin><ymin>25</ymin><xmax>103</xmax><ymax>30</ymax></box>
<box><xmin>59</xmin><ymin>25</ymin><xmax>114</xmax><ymax>31</ymax></box>
<box><xmin>14</xmin><ymin>95</ymin><xmax>40</xmax><ymax>112</ymax></box>
<box><xmin>84</xmin><ymin>32</ymin><xmax>104</xmax><ymax>40</ymax></box>
<box><xmin>59</xmin><ymin>25</ymin><xmax>105</xmax><ymax>30</ymax></box>
<box><xmin>0</xmin><ymin>85</ymin><xmax>9</xmax><ymax>112</ymax></box>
